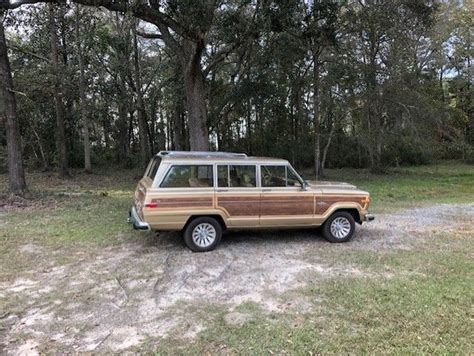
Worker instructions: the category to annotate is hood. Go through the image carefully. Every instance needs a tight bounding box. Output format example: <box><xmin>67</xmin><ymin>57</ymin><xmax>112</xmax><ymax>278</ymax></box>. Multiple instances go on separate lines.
<box><xmin>307</xmin><ymin>180</ymin><xmax>369</xmax><ymax>196</ymax></box>
<box><xmin>307</xmin><ymin>180</ymin><xmax>357</xmax><ymax>189</ymax></box>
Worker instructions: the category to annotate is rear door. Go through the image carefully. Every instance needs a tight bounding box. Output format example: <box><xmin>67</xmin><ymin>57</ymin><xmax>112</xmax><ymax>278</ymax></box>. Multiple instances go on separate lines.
<box><xmin>259</xmin><ymin>165</ymin><xmax>314</xmax><ymax>227</ymax></box>
<box><xmin>215</xmin><ymin>164</ymin><xmax>260</xmax><ymax>227</ymax></box>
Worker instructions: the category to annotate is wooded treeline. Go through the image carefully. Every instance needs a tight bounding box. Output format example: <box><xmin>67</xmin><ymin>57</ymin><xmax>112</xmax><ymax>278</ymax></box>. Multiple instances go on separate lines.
<box><xmin>0</xmin><ymin>0</ymin><xmax>472</xmax><ymax>195</ymax></box>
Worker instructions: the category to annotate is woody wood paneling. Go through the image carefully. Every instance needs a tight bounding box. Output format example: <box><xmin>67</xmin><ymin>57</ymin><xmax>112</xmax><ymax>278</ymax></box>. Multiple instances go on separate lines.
<box><xmin>217</xmin><ymin>196</ymin><xmax>260</xmax><ymax>216</ymax></box>
<box><xmin>260</xmin><ymin>195</ymin><xmax>314</xmax><ymax>216</ymax></box>
<box><xmin>151</xmin><ymin>196</ymin><xmax>213</xmax><ymax>208</ymax></box>
<box><xmin>315</xmin><ymin>196</ymin><xmax>363</xmax><ymax>215</ymax></box>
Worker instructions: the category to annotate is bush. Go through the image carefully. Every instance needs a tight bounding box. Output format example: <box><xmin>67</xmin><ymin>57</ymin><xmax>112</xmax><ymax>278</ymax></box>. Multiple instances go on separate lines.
<box><xmin>382</xmin><ymin>135</ymin><xmax>433</xmax><ymax>166</ymax></box>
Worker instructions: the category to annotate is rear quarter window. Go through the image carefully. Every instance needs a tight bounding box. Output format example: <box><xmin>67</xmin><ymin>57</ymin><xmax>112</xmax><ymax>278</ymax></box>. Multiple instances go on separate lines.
<box><xmin>145</xmin><ymin>157</ymin><xmax>162</xmax><ymax>180</ymax></box>
<box><xmin>160</xmin><ymin>165</ymin><xmax>214</xmax><ymax>188</ymax></box>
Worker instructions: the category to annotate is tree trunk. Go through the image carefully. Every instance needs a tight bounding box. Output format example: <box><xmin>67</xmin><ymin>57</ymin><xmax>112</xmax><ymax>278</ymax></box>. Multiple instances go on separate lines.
<box><xmin>294</xmin><ymin>79</ymin><xmax>304</xmax><ymax>168</ymax></box>
<box><xmin>173</xmin><ymin>101</ymin><xmax>184</xmax><ymax>150</ymax></box>
<box><xmin>0</xmin><ymin>11</ymin><xmax>27</xmax><ymax>195</ymax></box>
<box><xmin>75</xmin><ymin>5</ymin><xmax>92</xmax><ymax>173</ymax></box>
<box><xmin>116</xmin><ymin>80</ymin><xmax>129</xmax><ymax>161</ymax></box>
<box><xmin>182</xmin><ymin>39</ymin><xmax>209</xmax><ymax>151</ymax></box>
<box><xmin>32</xmin><ymin>125</ymin><xmax>49</xmax><ymax>171</ymax></box>
<box><xmin>132</xmin><ymin>23</ymin><xmax>151</xmax><ymax>165</ymax></box>
<box><xmin>49</xmin><ymin>4</ymin><xmax>69</xmax><ymax>177</ymax></box>
<box><xmin>114</xmin><ymin>14</ymin><xmax>132</xmax><ymax>164</ymax></box>
<box><xmin>366</xmin><ymin>29</ymin><xmax>383</xmax><ymax>173</ymax></box>
<box><xmin>313</xmin><ymin>49</ymin><xmax>321</xmax><ymax>180</ymax></box>
<box><xmin>322</xmin><ymin>121</ymin><xmax>336</xmax><ymax>172</ymax></box>
<box><xmin>246</xmin><ymin>98</ymin><xmax>252</xmax><ymax>154</ymax></box>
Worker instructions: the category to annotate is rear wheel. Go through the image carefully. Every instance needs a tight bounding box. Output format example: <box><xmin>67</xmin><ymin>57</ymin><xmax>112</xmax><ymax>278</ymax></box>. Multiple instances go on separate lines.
<box><xmin>183</xmin><ymin>217</ymin><xmax>222</xmax><ymax>252</ymax></box>
<box><xmin>322</xmin><ymin>211</ymin><xmax>355</xmax><ymax>243</ymax></box>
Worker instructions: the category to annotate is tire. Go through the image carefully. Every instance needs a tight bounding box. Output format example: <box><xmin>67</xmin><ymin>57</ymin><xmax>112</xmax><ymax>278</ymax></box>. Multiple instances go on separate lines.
<box><xmin>183</xmin><ymin>217</ymin><xmax>222</xmax><ymax>252</ymax></box>
<box><xmin>322</xmin><ymin>211</ymin><xmax>355</xmax><ymax>243</ymax></box>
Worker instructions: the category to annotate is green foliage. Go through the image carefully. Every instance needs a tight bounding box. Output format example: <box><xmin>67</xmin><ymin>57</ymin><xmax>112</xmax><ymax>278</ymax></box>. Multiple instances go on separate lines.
<box><xmin>2</xmin><ymin>0</ymin><xmax>472</xmax><ymax>174</ymax></box>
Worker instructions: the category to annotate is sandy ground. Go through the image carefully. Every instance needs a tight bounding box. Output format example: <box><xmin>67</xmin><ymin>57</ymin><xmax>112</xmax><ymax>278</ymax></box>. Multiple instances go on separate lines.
<box><xmin>0</xmin><ymin>203</ymin><xmax>473</xmax><ymax>353</ymax></box>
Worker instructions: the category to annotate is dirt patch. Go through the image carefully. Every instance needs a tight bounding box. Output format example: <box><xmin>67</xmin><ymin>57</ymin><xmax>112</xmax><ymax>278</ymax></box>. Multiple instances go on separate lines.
<box><xmin>0</xmin><ymin>203</ymin><xmax>472</xmax><ymax>353</ymax></box>
<box><xmin>355</xmin><ymin>203</ymin><xmax>474</xmax><ymax>250</ymax></box>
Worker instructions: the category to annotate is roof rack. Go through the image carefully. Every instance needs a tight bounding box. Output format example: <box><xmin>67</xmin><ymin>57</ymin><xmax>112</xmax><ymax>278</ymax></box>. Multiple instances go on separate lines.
<box><xmin>158</xmin><ymin>151</ymin><xmax>248</xmax><ymax>158</ymax></box>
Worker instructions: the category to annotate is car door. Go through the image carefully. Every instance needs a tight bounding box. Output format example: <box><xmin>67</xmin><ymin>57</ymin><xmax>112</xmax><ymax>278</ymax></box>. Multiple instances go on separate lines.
<box><xmin>259</xmin><ymin>165</ymin><xmax>315</xmax><ymax>227</ymax></box>
<box><xmin>215</xmin><ymin>164</ymin><xmax>260</xmax><ymax>228</ymax></box>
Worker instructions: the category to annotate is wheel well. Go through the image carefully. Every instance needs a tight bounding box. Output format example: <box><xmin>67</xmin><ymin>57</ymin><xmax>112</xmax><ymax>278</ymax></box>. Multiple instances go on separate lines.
<box><xmin>338</xmin><ymin>208</ymin><xmax>362</xmax><ymax>224</ymax></box>
<box><xmin>183</xmin><ymin>215</ymin><xmax>227</xmax><ymax>231</ymax></box>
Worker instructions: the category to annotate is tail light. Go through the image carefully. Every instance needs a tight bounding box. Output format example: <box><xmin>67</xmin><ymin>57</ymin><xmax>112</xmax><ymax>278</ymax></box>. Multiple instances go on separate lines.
<box><xmin>145</xmin><ymin>202</ymin><xmax>158</xmax><ymax>208</ymax></box>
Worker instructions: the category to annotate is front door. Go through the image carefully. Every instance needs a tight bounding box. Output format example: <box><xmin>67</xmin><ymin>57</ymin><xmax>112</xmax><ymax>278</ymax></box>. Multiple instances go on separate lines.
<box><xmin>259</xmin><ymin>165</ymin><xmax>314</xmax><ymax>227</ymax></box>
<box><xmin>215</xmin><ymin>164</ymin><xmax>260</xmax><ymax>227</ymax></box>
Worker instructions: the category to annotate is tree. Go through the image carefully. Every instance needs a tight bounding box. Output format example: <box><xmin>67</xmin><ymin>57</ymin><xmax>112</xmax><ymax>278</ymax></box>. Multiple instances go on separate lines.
<box><xmin>0</xmin><ymin>9</ymin><xmax>27</xmax><ymax>195</ymax></box>
<box><xmin>49</xmin><ymin>3</ymin><xmax>69</xmax><ymax>176</ymax></box>
<box><xmin>132</xmin><ymin>20</ymin><xmax>151</xmax><ymax>165</ymax></box>
<box><xmin>305</xmin><ymin>1</ymin><xmax>340</xmax><ymax>179</ymax></box>
<box><xmin>1</xmin><ymin>0</ymin><xmax>470</xmax><ymax>175</ymax></box>
<box><xmin>74</xmin><ymin>4</ymin><xmax>91</xmax><ymax>173</ymax></box>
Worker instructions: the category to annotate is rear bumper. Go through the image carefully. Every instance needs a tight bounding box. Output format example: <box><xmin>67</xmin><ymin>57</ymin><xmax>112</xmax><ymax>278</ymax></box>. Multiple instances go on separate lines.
<box><xmin>364</xmin><ymin>213</ymin><xmax>375</xmax><ymax>222</ymax></box>
<box><xmin>128</xmin><ymin>206</ymin><xmax>150</xmax><ymax>230</ymax></box>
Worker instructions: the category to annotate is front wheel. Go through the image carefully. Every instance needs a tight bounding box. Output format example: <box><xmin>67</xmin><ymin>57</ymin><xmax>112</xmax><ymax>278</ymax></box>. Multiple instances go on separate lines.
<box><xmin>322</xmin><ymin>211</ymin><xmax>355</xmax><ymax>243</ymax></box>
<box><xmin>183</xmin><ymin>217</ymin><xmax>222</xmax><ymax>252</ymax></box>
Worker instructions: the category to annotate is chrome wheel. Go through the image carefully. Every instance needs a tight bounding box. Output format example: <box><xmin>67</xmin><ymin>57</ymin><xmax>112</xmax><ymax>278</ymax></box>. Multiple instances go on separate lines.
<box><xmin>192</xmin><ymin>223</ymin><xmax>217</xmax><ymax>248</ymax></box>
<box><xmin>330</xmin><ymin>217</ymin><xmax>351</xmax><ymax>239</ymax></box>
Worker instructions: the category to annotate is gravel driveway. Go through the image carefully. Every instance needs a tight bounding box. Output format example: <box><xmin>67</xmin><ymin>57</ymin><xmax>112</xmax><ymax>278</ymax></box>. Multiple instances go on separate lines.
<box><xmin>1</xmin><ymin>203</ymin><xmax>473</xmax><ymax>353</ymax></box>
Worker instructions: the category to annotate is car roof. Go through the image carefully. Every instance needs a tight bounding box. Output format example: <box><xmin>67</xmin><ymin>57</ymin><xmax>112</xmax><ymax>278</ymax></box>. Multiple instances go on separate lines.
<box><xmin>156</xmin><ymin>151</ymin><xmax>288</xmax><ymax>164</ymax></box>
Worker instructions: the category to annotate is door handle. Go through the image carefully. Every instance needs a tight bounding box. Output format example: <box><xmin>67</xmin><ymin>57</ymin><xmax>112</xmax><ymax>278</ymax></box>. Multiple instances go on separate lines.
<box><xmin>216</xmin><ymin>189</ymin><xmax>228</xmax><ymax>192</ymax></box>
<box><xmin>262</xmin><ymin>189</ymin><xmax>272</xmax><ymax>192</ymax></box>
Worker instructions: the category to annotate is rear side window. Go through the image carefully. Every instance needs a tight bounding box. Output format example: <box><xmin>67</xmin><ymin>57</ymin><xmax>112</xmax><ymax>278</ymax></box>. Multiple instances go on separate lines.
<box><xmin>218</xmin><ymin>165</ymin><xmax>256</xmax><ymax>187</ymax></box>
<box><xmin>146</xmin><ymin>157</ymin><xmax>161</xmax><ymax>179</ymax></box>
<box><xmin>217</xmin><ymin>165</ymin><xmax>229</xmax><ymax>187</ymax></box>
<box><xmin>161</xmin><ymin>165</ymin><xmax>213</xmax><ymax>188</ymax></box>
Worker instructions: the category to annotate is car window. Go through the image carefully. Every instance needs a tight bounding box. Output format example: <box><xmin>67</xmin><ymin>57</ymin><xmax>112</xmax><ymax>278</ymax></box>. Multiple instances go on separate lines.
<box><xmin>262</xmin><ymin>166</ymin><xmax>286</xmax><ymax>187</ymax></box>
<box><xmin>145</xmin><ymin>157</ymin><xmax>161</xmax><ymax>179</ymax></box>
<box><xmin>217</xmin><ymin>165</ymin><xmax>256</xmax><ymax>187</ymax></box>
<box><xmin>160</xmin><ymin>165</ymin><xmax>213</xmax><ymax>188</ymax></box>
<box><xmin>286</xmin><ymin>167</ymin><xmax>300</xmax><ymax>186</ymax></box>
<box><xmin>262</xmin><ymin>165</ymin><xmax>301</xmax><ymax>187</ymax></box>
<box><xmin>230</xmin><ymin>165</ymin><xmax>256</xmax><ymax>187</ymax></box>
<box><xmin>217</xmin><ymin>165</ymin><xmax>229</xmax><ymax>187</ymax></box>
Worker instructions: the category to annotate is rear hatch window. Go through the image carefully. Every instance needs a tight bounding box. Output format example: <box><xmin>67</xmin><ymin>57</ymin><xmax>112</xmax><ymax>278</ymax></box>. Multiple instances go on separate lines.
<box><xmin>135</xmin><ymin>157</ymin><xmax>161</xmax><ymax>217</ymax></box>
<box><xmin>145</xmin><ymin>157</ymin><xmax>162</xmax><ymax>180</ymax></box>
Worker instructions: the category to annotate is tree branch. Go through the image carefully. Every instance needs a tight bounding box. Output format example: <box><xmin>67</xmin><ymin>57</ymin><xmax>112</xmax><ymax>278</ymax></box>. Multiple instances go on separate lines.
<box><xmin>136</xmin><ymin>30</ymin><xmax>162</xmax><ymax>40</ymax></box>
<box><xmin>0</xmin><ymin>0</ymin><xmax>58</xmax><ymax>10</ymax></box>
<box><xmin>6</xmin><ymin>41</ymin><xmax>50</xmax><ymax>62</ymax></box>
<box><xmin>203</xmin><ymin>41</ymin><xmax>241</xmax><ymax>77</ymax></box>
<box><xmin>1</xmin><ymin>0</ymin><xmax>187</xmax><ymax>45</ymax></box>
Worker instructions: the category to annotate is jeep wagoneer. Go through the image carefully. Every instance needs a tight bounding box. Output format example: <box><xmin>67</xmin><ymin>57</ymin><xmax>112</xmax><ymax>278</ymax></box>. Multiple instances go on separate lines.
<box><xmin>129</xmin><ymin>151</ymin><xmax>374</xmax><ymax>252</ymax></box>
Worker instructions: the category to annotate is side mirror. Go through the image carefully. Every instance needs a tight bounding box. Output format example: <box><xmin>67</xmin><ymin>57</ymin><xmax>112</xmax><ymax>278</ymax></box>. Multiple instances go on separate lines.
<box><xmin>301</xmin><ymin>181</ymin><xmax>309</xmax><ymax>191</ymax></box>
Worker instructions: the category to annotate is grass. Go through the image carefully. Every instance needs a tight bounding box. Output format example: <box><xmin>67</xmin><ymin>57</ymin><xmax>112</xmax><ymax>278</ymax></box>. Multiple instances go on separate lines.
<box><xmin>1</xmin><ymin>161</ymin><xmax>473</xmax><ymax>353</ymax></box>
<box><xmin>0</xmin><ymin>169</ymin><xmax>140</xmax><ymax>246</ymax></box>
<box><xmin>304</xmin><ymin>161</ymin><xmax>474</xmax><ymax>212</ymax></box>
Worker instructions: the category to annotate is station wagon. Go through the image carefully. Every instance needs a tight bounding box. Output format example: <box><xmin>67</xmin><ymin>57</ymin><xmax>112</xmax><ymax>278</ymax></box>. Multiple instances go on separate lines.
<box><xmin>129</xmin><ymin>151</ymin><xmax>374</xmax><ymax>252</ymax></box>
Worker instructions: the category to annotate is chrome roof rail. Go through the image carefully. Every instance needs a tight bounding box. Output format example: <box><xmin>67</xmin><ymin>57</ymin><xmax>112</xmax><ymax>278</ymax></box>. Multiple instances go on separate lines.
<box><xmin>158</xmin><ymin>151</ymin><xmax>248</xmax><ymax>158</ymax></box>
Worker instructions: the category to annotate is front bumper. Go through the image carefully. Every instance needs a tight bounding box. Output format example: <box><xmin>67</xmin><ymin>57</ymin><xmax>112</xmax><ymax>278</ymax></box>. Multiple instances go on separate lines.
<box><xmin>364</xmin><ymin>213</ymin><xmax>375</xmax><ymax>222</ymax></box>
<box><xmin>128</xmin><ymin>206</ymin><xmax>150</xmax><ymax>230</ymax></box>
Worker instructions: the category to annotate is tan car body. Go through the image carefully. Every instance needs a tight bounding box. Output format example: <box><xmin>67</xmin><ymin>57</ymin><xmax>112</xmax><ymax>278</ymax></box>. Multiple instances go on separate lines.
<box><xmin>130</xmin><ymin>152</ymin><xmax>373</xmax><ymax>231</ymax></box>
